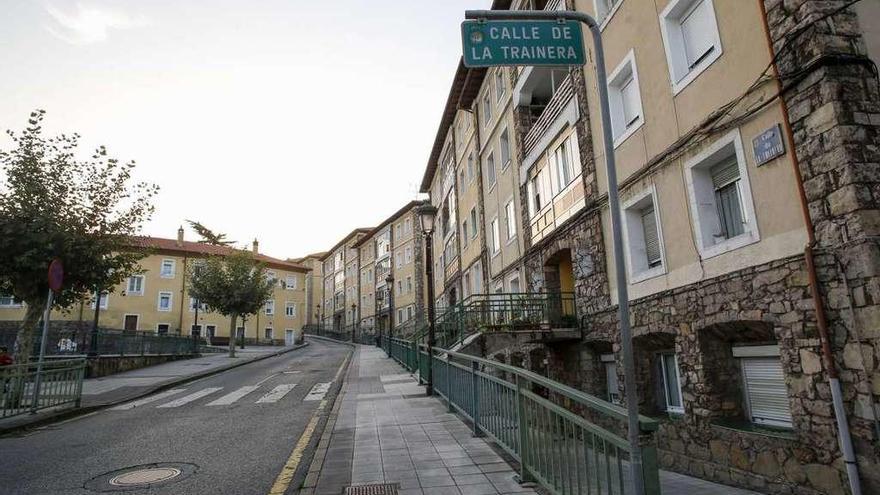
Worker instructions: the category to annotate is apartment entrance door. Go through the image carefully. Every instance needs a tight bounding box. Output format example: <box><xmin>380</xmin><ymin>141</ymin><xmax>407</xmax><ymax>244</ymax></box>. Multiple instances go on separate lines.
<box><xmin>285</xmin><ymin>329</ymin><xmax>295</xmax><ymax>346</ymax></box>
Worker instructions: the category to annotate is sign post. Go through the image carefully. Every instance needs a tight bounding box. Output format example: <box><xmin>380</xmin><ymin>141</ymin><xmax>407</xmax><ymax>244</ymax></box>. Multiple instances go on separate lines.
<box><xmin>31</xmin><ymin>259</ymin><xmax>64</xmax><ymax>414</ymax></box>
<box><xmin>463</xmin><ymin>10</ymin><xmax>650</xmax><ymax>495</ymax></box>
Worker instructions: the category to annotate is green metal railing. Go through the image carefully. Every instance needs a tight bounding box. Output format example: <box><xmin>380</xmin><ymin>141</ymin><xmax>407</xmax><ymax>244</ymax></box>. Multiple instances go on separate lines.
<box><xmin>0</xmin><ymin>328</ymin><xmax>197</xmax><ymax>357</ymax></box>
<box><xmin>1</xmin><ymin>358</ymin><xmax>86</xmax><ymax>418</ymax></box>
<box><xmin>386</xmin><ymin>340</ymin><xmax>661</xmax><ymax>495</ymax></box>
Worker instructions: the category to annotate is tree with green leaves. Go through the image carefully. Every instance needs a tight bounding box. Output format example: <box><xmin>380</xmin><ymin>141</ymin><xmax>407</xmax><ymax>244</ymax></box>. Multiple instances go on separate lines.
<box><xmin>0</xmin><ymin>110</ymin><xmax>159</xmax><ymax>364</ymax></box>
<box><xmin>186</xmin><ymin>219</ymin><xmax>235</xmax><ymax>246</ymax></box>
<box><xmin>187</xmin><ymin>251</ymin><xmax>274</xmax><ymax>357</ymax></box>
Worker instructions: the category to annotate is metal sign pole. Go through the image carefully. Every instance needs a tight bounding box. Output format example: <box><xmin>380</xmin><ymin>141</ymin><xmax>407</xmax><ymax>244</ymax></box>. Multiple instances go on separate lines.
<box><xmin>465</xmin><ymin>9</ymin><xmax>645</xmax><ymax>495</ymax></box>
<box><xmin>31</xmin><ymin>288</ymin><xmax>54</xmax><ymax>414</ymax></box>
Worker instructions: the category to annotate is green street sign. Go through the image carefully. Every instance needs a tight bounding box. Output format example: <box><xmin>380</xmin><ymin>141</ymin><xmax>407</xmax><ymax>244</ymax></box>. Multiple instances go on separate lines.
<box><xmin>461</xmin><ymin>20</ymin><xmax>585</xmax><ymax>68</ymax></box>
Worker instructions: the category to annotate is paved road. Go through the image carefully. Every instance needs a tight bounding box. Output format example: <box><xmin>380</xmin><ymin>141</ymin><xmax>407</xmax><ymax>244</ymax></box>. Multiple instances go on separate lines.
<box><xmin>1</xmin><ymin>339</ymin><xmax>352</xmax><ymax>495</ymax></box>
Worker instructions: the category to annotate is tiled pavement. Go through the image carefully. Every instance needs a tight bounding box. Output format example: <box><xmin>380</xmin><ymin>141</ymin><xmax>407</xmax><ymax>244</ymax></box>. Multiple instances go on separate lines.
<box><xmin>305</xmin><ymin>345</ymin><xmax>759</xmax><ymax>495</ymax></box>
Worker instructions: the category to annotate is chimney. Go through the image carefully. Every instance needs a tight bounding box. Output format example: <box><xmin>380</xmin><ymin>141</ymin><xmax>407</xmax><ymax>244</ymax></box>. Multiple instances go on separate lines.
<box><xmin>177</xmin><ymin>226</ymin><xmax>184</xmax><ymax>246</ymax></box>
<box><xmin>252</xmin><ymin>238</ymin><xmax>259</xmax><ymax>254</ymax></box>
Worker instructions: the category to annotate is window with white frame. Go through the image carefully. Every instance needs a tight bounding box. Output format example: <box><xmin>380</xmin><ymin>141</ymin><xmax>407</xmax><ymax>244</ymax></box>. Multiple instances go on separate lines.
<box><xmin>397</xmin><ymin>308</ymin><xmax>404</xmax><ymax>323</ymax></box>
<box><xmin>396</xmin><ymin>251</ymin><xmax>403</xmax><ymax>269</ymax></box>
<box><xmin>407</xmin><ymin>305</ymin><xmax>414</xmax><ymax>320</ymax></box>
<box><xmin>404</xmin><ymin>246</ymin><xmax>412</xmax><ymax>264</ymax></box>
<box><xmin>157</xmin><ymin>291</ymin><xmax>173</xmax><ymax>312</ymax></box>
<box><xmin>490</xmin><ymin>219</ymin><xmax>501</xmax><ymax>254</ymax></box>
<box><xmin>285</xmin><ymin>276</ymin><xmax>297</xmax><ymax>290</ymax></box>
<box><xmin>404</xmin><ymin>218</ymin><xmax>412</xmax><ymax>235</ymax></box>
<box><xmin>685</xmin><ymin>130</ymin><xmax>757</xmax><ymax>258</ymax></box>
<box><xmin>550</xmin><ymin>133</ymin><xmax>581</xmax><ymax>194</ymax></box>
<box><xmin>0</xmin><ymin>295</ymin><xmax>22</xmax><ymax>307</ymax></box>
<box><xmin>659</xmin><ymin>0</ymin><xmax>723</xmax><ymax>93</ymax></box>
<box><xmin>189</xmin><ymin>297</ymin><xmax>208</xmax><ymax>312</ymax></box>
<box><xmin>266</xmin><ymin>270</ymin><xmax>277</xmax><ymax>284</ymax></box>
<box><xmin>508</xmin><ymin>273</ymin><xmax>521</xmax><ymax>293</ymax></box>
<box><xmin>485</xmin><ymin>151</ymin><xmax>496</xmax><ymax>188</ymax></box>
<box><xmin>472</xmin><ymin>261</ymin><xmax>483</xmax><ymax>294</ymax></box>
<box><xmin>265</xmin><ymin>328</ymin><xmax>274</xmax><ymax>340</ymax></box>
<box><xmin>482</xmin><ymin>92</ymin><xmax>492</xmax><ymax>126</ymax></box>
<box><xmin>467</xmin><ymin>153</ymin><xmax>475</xmax><ymax>183</ymax></box>
<box><xmin>160</xmin><ymin>259</ymin><xmax>175</xmax><ymax>278</ymax></box>
<box><xmin>608</xmin><ymin>50</ymin><xmax>644</xmax><ymax>146</ymax></box>
<box><xmin>601</xmin><ymin>354</ymin><xmax>621</xmax><ymax>403</ymax></box>
<box><xmin>623</xmin><ymin>187</ymin><xmax>665</xmax><ymax>281</ymax></box>
<box><xmin>406</xmin><ymin>276</ymin><xmax>413</xmax><ymax>294</ymax></box>
<box><xmin>505</xmin><ymin>201</ymin><xmax>516</xmax><ymax>240</ymax></box>
<box><xmin>285</xmin><ymin>302</ymin><xmax>296</xmax><ymax>317</ymax></box>
<box><xmin>595</xmin><ymin>0</ymin><xmax>622</xmax><ymax>24</ymax></box>
<box><xmin>265</xmin><ymin>299</ymin><xmax>275</xmax><ymax>316</ymax></box>
<box><xmin>495</xmin><ymin>68</ymin><xmax>505</xmax><ymax>101</ymax></box>
<box><xmin>397</xmin><ymin>280</ymin><xmax>403</xmax><ymax>296</ymax></box>
<box><xmin>469</xmin><ymin>208</ymin><xmax>478</xmax><ymax>239</ymax></box>
<box><xmin>500</xmin><ymin>128</ymin><xmax>511</xmax><ymax>168</ymax></box>
<box><xmin>91</xmin><ymin>292</ymin><xmax>109</xmax><ymax>309</ymax></box>
<box><xmin>733</xmin><ymin>345</ymin><xmax>793</xmax><ymax>428</ymax></box>
<box><xmin>127</xmin><ymin>275</ymin><xmax>145</xmax><ymax>295</ymax></box>
<box><xmin>659</xmin><ymin>353</ymin><xmax>684</xmax><ymax>413</ymax></box>
<box><xmin>527</xmin><ymin>167</ymin><xmax>552</xmax><ymax>218</ymax></box>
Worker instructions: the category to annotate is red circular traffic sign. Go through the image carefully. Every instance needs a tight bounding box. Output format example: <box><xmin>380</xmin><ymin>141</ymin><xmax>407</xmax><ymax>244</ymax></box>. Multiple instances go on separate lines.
<box><xmin>48</xmin><ymin>259</ymin><xmax>64</xmax><ymax>292</ymax></box>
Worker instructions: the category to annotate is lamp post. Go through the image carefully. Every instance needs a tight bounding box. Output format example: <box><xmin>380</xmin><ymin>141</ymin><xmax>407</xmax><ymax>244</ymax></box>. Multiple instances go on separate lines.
<box><xmin>385</xmin><ymin>274</ymin><xmax>394</xmax><ymax>343</ymax></box>
<box><xmin>89</xmin><ymin>286</ymin><xmax>101</xmax><ymax>357</ymax></box>
<box><xmin>416</xmin><ymin>201</ymin><xmax>437</xmax><ymax>396</ymax></box>
<box><xmin>351</xmin><ymin>303</ymin><xmax>357</xmax><ymax>342</ymax></box>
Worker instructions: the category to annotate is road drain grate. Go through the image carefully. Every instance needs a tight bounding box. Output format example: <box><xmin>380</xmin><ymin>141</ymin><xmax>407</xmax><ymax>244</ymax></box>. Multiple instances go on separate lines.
<box><xmin>344</xmin><ymin>483</ymin><xmax>399</xmax><ymax>494</ymax></box>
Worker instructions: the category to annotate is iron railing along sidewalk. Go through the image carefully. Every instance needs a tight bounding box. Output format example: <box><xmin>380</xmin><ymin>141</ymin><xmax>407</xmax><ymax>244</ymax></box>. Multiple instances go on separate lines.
<box><xmin>1</xmin><ymin>358</ymin><xmax>86</xmax><ymax>419</ymax></box>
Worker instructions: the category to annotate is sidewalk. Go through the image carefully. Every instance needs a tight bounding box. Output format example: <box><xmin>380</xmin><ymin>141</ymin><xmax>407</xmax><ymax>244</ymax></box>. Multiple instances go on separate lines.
<box><xmin>303</xmin><ymin>345</ymin><xmax>759</xmax><ymax>495</ymax></box>
<box><xmin>0</xmin><ymin>344</ymin><xmax>303</xmax><ymax>434</ymax></box>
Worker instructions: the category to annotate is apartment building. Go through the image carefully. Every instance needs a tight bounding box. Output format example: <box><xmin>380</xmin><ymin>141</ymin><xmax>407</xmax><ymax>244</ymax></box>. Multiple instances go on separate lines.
<box><xmin>352</xmin><ymin>201</ymin><xmax>425</xmax><ymax>337</ymax></box>
<box><xmin>0</xmin><ymin>228</ymin><xmax>311</xmax><ymax>345</ymax></box>
<box><xmin>319</xmin><ymin>228</ymin><xmax>371</xmax><ymax>330</ymax></box>
<box><xmin>288</xmin><ymin>252</ymin><xmax>326</xmax><ymax>327</ymax></box>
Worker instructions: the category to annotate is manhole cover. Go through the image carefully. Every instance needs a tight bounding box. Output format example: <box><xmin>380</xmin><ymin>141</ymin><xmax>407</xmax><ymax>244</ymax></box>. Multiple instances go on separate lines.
<box><xmin>344</xmin><ymin>483</ymin><xmax>399</xmax><ymax>495</ymax></box>
<box><xmin>85</xmin><ymin>462</ymin><xmax>197</xmax><ymax>492</ymax></box>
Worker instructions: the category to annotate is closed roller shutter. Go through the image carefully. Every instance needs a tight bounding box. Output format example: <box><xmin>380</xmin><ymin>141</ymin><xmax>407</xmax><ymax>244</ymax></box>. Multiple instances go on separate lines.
<box><xmin>742</xmin><ymin>357</ymin><xmax>792</xmax><ymax>427</ymax></box>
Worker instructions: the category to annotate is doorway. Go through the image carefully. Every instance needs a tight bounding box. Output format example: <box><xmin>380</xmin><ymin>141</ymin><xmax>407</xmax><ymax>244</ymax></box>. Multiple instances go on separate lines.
<box><xmin>285</xmin><ymin>329</ymin><xmax>295</xmax><ymax>346</ymax></box>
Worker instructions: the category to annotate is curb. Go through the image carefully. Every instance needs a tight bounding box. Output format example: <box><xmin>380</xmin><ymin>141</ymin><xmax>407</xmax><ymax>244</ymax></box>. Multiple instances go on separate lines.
<box><xmin>0</xmin><ymin>342</ymin><xmax>310</xmax><ymax>436</ymax></box>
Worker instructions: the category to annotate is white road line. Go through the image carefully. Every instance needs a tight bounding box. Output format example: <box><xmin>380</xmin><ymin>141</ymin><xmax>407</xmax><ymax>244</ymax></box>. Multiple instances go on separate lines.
<box><xmin>206</xmin><ymin>386</ymin><xmax>260</xmax><ymax>406</ymax></box>
<box><xmin>157</xmin><ymin>387</ymin><xmax>223</xmax><ymax>408</ymax></box>
<box><xmin>303</xmin><ymin>382</ymin><xmax>331</xmax><ymax>402</ymax></box>
<box><xmin>255</xmin><ymin>373</ymin><xmax>281</xmax><ymax>386</ymax></box>
<box><xmin>256</xmin><ymin>384</ymin><xmax>297</xmax><ymax>404</ymax></box>
<box><xmin>110</xmin><ymin>389</ymin><xmax>188</xmax><ymax>411</ymax></box>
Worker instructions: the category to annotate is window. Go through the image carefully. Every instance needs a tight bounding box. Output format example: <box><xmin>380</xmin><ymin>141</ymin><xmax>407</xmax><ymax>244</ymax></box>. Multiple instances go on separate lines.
<box><xmin>285</xmin><ymin>276</ymin><xmax>297</xmax><ymax>290</ymax></box>
<box><xmin>623</xmin><ymin>187</ymin><xmax>665</xmax><ymax>281</ymax></box>
<box><xmin>490</xmin><ymin>219</ymin><xmax>501</xmax><ymax>254</ymax></box>
<box><xmin>595</xmin><ymin>0</ymin><xmax>622</xmax><ymax>24</ymax></box>
<box><xmin>482</xmin><ymin>92</ymin><xmax>492</xmax><ymax>126</ymax></box>
<box><xmin>601</xmin><ymin>354</ymin><xmax>620</xmax><ymax>403</ymax></box>
<box><xmin>407</xmin><ymin>306</ymin><xmax>414</xmax><ymax>320</ymax></box>
<box><xmin>265</xmin><ymin>328</ymin><xmax>274</xmax><ymax>340</ymax></box>
<box><xmin>684</xmin><ymin>130</ymin><xmax>757</xmax><ymax>258</ymax></box>
<box><xmin>189</xmin><ymin>297</ymin><xmax>208</xmax><ymax>312</ymax></box>
<box><xmin>495</xmin><ymin>68</ymin><xmax>505</xmax><ymax>101</ymax></box>
<box><xmin>659</xmin><ymin>0</ymin><xmax>723</xmax><ymax>94</ymax></box>
<box><xmin>157</xmin><ymin>292</ymin><xmax>173</xmax><ymax>312</ymax></box>
<box><xmin>396</xmin><ymin>251</ymin><xmax>403</xmax><ymax>268</ymax></box>
<box><xmin>266</xmin><ymin>270</ymin><xmax>277</xmax><ymax>284</ymax></box>
<box><xmin>505</xmin><ymin>201</ymin><xmax>517</xmax><ymax>241</ymax></box>
<box><xmin>285</xmin><ymin>302</ymin><xmax>296</xmax><ymax>317</ymax></box>
<box><xmin>469</xmin><ymin>208</ymin><xmax>478</xmax><ymax>239</ymax></box>
<box><xmin>397</xmin><ymin>280</ymin><xmax>403</xmax><ymax>296</ymax></box>
<box><xmin>406</xmin><ymin>276</ymin><xmax>413</xmax><ymax>294</ymax></box>
<box><xmin>508</xmin><ymin>274</ymin><xmax>521</xmax><ymax>294</ymax></box>
<box><xmin>405</xmin><ymin>246</ymin><xmax>412</xmax><ymax>264</ymax></box>
<box><xmin>236</xmin><ymin>327</ymin><xmax>245</xmax><ymax>338</ymax></box>
<box><xmin>127</xmin><ymin>275</ymin><xmax>144</xmax><ymax>295</ymax></box>
<box><xmin>732</xmin><ymin>345</ymin><xmax>792</xmax><ymax>428</ymax></box>
<box><xmin>397</xmin><ymin>308</ymin><xmax>404</xmax><ymax>323</ymax></box>
<box><xmin>608</xmin><ymin>50</ymin><xmax>644</xmax><ymax>146</ymax></box>
<box><xmin>471</xmin><ymin>261</ymin><xmax>483</xmax><ymax>294</ymax></box>
<box><xmin>500</xmin><ymin>128</ymin><xmax>511</xmax><ymax>168</ymax></box>
<box><xmin>467</xmin><ymin>153</ymin><xmax>475</xmax><ymax>183</ymax></box>
<box><xmin>485</xmin><ymin>151</ymin><xmax>496</xmax><ymax>188</ymax></box>
<box><xmin>0</xmin><ymin>295</ymin><xmax>22</xmax><ymax>307</ymax></box>
<box><xmin>157</xmin><ymin>324</ymin><xmax>170</xmax><ymax>335</ymax></box>
<box><xmin>160</xmin><ymin>259</ymin><xmax>175</xmax><ymax>278</ymax></box>
<box><xmin>659</xmin><ymin>353</ymin><xmax>684</xmax><ymax>413</ymax></box>
<box><xmin>404</xmin><ymin>218</ymin><xmax>412</xmax><ymax>235</ymax></box>
<box><xmin>396</xmin><ymin>224</ymin><xmax>403</xmax><ymax>239</ymax></box>
<box><xmin>265</xmin><ymin>299</ymin><xmax>275</xmax><ymax>316</ymax></box>
<box><xmin>91</xmin><ymin>292</ymin><xmax>109</xmax><ymax>309</ymax></box>
<box><xmin>462</xmin><ymin>220</ymin><xmax>469</xmax><ymax>248</ymax></box>
<box><xmin>551</xmin><ymin>134</ymin><xmax>580</xmax><ymax>191</ymax></box>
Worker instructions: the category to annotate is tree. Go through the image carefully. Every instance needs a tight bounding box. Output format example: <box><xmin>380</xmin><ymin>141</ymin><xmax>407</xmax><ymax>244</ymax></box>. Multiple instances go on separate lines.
<box><xmin>0</xmin><ymin>110</ymin><xmax>159</xmax><ymax>364</ymax></box>
<box><xmin>186</xmin><ymin>219</ymin><xmax>235</xmax><ymax>246</ymax></box>
<box><xmin>187</xmin><ymin>251</ymin><xmax>274</xmax><ymax>357</ymax></box>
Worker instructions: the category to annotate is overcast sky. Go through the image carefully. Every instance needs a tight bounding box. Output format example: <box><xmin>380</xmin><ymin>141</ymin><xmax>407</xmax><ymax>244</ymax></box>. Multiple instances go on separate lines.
<box><xmin>0</xmin><ymin>0</ymin><xmax>489</xmax><ymax>260</ymax></box>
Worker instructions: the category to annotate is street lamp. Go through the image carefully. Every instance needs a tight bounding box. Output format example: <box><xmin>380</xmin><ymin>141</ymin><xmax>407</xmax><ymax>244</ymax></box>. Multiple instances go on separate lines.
<box><xmin>416</xmin><ymin>201</ymin><xmax>437</xmax><ymax>396</ymax></box>
<box><xmin>351</xmin><ymin>303</ymin><xmax>357</xmax><ymax>342</ymax></box>
<box><xmin>385</xmin><ymin>274</ymin><xmax>394</xmax><ymax>344</ymax></box>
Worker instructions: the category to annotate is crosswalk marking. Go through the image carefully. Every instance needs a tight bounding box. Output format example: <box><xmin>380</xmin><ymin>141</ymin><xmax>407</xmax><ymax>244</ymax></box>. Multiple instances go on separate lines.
<box><xmin>304</xmin><ymin>382</ymin><xmax>331</xmax><ymax>402</ymax></box>
<box><xmin>111</xmin><ymin>389</ymin><xmax>187</xmax><ymax>411</ymax></box>
<box><xmin>256</xmin><ymin>384</ymin><xmax>297</xmax><ymax>403</ymax></box>
<box><xmin>206</xmin><ymin>386</ymin><xmax>260</xmax><ymax>406</ymax></box>
<box><xmin>157</xmin><ymin>387</ymin><xmax>223</xmax><ymax>408</ymax></box>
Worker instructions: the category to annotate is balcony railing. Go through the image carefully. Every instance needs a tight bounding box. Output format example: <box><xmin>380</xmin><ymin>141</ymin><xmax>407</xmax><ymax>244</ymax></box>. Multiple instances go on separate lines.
<box><xmin>521</xmin><ymin>75</ymin><xmax>574</xmax><ymax>157</ymax></box>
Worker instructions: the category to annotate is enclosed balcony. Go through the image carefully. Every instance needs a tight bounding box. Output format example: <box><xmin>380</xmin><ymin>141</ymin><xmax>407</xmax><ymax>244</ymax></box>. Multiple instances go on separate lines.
<box><xmin>516</xmin><ymin>70</ymin><xmax>574</xmax><ymax>158</ymax></box>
